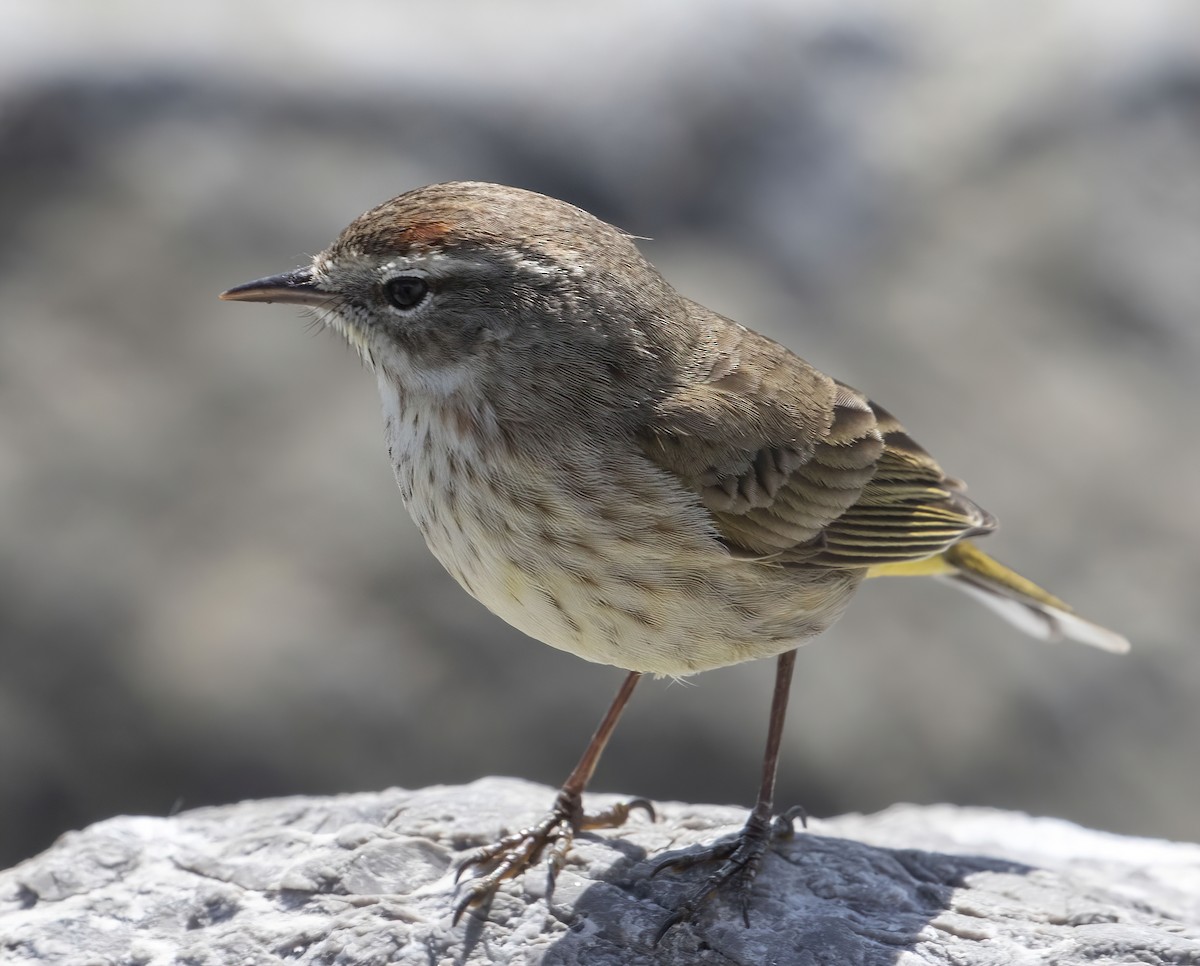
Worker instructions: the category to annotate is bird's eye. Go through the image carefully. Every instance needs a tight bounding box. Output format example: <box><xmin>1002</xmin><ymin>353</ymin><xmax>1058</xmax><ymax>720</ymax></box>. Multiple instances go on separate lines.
<box><xmin>384</xmin><ymin>276</ymin><xmax>429</xmax><ymax>311</ymax></box>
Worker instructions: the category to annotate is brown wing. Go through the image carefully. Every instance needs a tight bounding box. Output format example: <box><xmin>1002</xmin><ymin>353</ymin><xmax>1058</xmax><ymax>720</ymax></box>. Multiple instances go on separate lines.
<box><xmin>638</xmin><ymin>308</ymin><xmax>995</xmax><ymax>566</ymax></box>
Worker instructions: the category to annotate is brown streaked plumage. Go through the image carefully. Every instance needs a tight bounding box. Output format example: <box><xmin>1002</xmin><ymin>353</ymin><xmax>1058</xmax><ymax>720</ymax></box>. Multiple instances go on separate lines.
<box><xmin>220</xmin><ymin>181</ymin><xmax>1128</xmax><ymax>936</ymax></box>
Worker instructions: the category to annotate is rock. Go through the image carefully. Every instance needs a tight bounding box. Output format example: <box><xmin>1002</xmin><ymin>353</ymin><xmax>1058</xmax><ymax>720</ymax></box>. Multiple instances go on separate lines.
<box><xmin>2</xmin><ymin>778</ymin><xmax>1197</xmax><ymax>965</ymax></box>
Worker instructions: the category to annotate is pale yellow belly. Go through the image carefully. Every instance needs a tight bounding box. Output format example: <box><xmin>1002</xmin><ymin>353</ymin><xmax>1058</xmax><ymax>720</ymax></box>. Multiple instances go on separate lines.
<box><xmin>405</xmin><ymin>461</ymin><xmax>858</xmax><ymax>675</ymax></box>
<box><xmin>384</xmin><ymin>391</ymin><xmax>859</xmax><ymax>675</ymax></box>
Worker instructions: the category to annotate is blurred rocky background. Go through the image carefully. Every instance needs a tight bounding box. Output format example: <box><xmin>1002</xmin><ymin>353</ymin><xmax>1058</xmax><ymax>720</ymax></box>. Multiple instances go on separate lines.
<box><xmin>1</xmin><ymin>1</ymin><xmax>1197</xmax><ymax>871</ymax></box>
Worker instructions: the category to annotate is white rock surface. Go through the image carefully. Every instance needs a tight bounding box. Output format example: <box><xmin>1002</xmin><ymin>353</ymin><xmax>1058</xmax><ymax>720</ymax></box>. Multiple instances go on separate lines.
<box><xmin>2</xmin><ymin>778</ymin><xmax>1197</xmax><ymax>965</ymax></box>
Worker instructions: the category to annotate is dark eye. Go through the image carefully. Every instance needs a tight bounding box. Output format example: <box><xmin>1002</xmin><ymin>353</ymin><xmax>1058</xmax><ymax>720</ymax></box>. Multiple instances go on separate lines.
<box><xmin>384</xmin><ymin>276</ymin><xmax>429</xmax><ymax>311</ymax></box>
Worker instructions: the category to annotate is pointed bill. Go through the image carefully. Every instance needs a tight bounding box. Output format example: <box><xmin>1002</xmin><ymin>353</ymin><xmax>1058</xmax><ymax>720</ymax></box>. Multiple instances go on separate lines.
<box><xmin>219</xmin><ymin>269</ymin><xmax>330</xmax><ymax>306</ymax></box>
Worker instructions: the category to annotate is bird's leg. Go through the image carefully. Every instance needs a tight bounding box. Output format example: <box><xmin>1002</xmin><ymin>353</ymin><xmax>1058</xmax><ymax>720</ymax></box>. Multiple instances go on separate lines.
<box><xmin>652</xmin><ymin>649</ymin><xmax>804</xmax><ymax>940</ymax></box>
<box><xmin>453</xmin><ymin>671</ymin><xmax>653</xmax><ymax>922</ymax></box>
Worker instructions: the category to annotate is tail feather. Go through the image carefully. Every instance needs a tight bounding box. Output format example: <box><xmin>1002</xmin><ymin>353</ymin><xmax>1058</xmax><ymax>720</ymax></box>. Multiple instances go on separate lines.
<box><xmin>938</xmin><ymin>571</ymin><xmax>1130</xmax><ymax>652</ymax></box>
<box><xmin>869</xmin><ymin>540</ymin><xmax>1130</xmax><ymax>653</ymax></box>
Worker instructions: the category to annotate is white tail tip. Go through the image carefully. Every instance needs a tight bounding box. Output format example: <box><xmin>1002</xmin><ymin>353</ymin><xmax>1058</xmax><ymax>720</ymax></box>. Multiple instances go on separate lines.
<box><xmin>939</xmin><ymin>575</ymin><xmax>1130</xmax><ymax>653</ymax></box>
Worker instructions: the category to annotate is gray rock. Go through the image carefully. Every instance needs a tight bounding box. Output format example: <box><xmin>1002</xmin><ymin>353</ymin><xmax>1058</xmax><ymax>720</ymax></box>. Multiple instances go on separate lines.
<box><xmin>2</xmin><ymin>778</ymin><xmax>1197</xmax><ymax>965</ymax></box>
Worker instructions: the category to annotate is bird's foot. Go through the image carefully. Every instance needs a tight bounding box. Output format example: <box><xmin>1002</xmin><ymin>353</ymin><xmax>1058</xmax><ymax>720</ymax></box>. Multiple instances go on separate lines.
<box><xmin>453</xmin><ymin>787</ymin><xmax>654</xmax><ymax>923</ymax></box>
<box><xmin>651</xmin><ymin>804</ymin><xmax>807</xmax><ymax>942</ymax></box>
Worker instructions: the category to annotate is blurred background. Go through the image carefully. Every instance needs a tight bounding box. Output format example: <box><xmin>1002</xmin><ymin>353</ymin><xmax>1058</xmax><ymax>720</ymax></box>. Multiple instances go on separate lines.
<box><xmin>1</xmin><ymin>0</ymin><xmax>1198</xmax><ymax>871</ymax></box>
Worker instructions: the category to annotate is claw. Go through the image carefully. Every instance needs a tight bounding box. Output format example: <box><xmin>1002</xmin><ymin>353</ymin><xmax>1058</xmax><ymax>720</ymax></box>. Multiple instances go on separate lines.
<box><xmin>653</xmin><ymin>907</ymin><xmax>687</xmax><ymax>946</ymax></box>
<box><xmin>772</xmin><ymin>803</ymin><xmax>808</xmax><ymax>837</ymax></box>
<box><xmin>651</xmin><ymin>805</ymin><xmax>806</xmax><ymax>943</ymax></box>
<box><xmin>452</xmin><ymin>791</ymin><xmax>653</xmax><ymax>923</ymax></box>
<box><xmin>581</xmin><ymin>796</ymin><xmax>655</xmax><ymax>829</ymax></box>
<box><xmin>452</xmin><ymin>879</ymin><xmax>496</xmax><ymax>926</ymax></box>
<box><xmin>454</xmin><ymin>828</ymin><xmax>527</xmax><ymax>883</ymax></box>
<box><xmin>649</xmin><ymin>837</ymin><xmax>736</xmax><ymax>878</ymax></box>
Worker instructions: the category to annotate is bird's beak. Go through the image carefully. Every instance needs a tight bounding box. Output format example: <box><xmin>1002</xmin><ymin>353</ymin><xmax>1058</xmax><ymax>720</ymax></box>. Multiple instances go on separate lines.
<box><xmin>219</xmin><ymin>268</ymin><xmax>331</xmax><ymax>306</ymax></box>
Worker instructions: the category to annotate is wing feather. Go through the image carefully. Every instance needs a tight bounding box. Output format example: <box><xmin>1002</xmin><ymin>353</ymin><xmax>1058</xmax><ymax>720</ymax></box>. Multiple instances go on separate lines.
<box><xmin>638</xmin><ymin>311</ymin><xmax>994</xmax><ymax>566</ymax></box>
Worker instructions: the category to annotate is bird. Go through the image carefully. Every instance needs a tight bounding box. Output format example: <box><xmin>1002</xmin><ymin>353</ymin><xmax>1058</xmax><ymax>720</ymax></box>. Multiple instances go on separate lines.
<box><xmin>220</xmin><ymin>180</ymin><xmax>1128</xmax><ymax>934</ymax></box>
